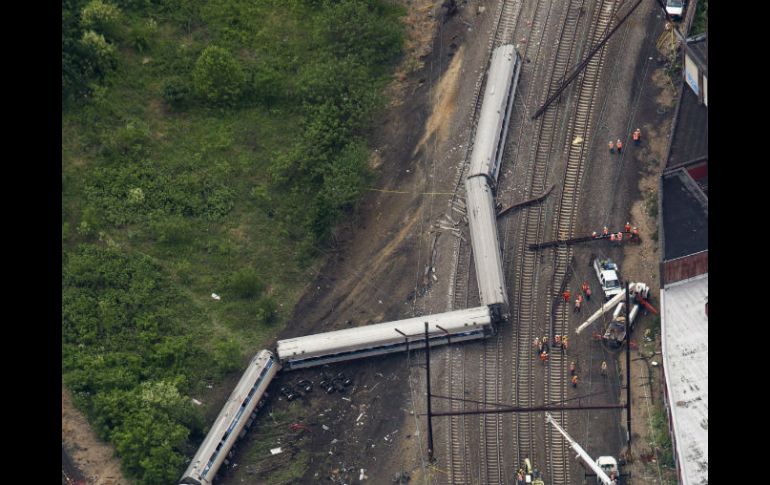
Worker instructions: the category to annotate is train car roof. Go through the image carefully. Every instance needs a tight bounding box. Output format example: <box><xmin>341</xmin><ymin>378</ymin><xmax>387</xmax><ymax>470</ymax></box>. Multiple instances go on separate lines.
<box><xmin>277</xmin><ymin>306</ymin><xmax>492</xmax><ymax>359</ymax></box>
<box><xmin>465</xmin><ymin>177</ymin><xmax>508</xmax><ymax>307</ymax></box>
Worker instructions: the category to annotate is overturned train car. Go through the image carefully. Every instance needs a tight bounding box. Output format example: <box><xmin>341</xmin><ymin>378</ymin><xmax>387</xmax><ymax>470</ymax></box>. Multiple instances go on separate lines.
<box><xmin>465</xmin><ymin>44</ymin><xmax>521</xmax><ymax>315</ymax></box>
<box><xmin>179</xmin><ymin>350</ymin><xmax>279</xmax><ymax>485</ymax></box>
<box><xmin>276</xmin><ymin>305</ymin><xmax>497</xmax><ymax>370</ymax></box>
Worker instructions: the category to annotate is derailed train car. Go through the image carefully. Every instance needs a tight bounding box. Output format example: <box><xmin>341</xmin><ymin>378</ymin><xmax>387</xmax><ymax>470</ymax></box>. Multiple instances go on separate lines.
<box><xmin>465</xmin><ymin>44</ymin><xmax>522</xmax><ymax>315</ymax></box>
<box><xmin>179</xmin><ymin>350</ymin><xmax>279</xmax><ymax>485</ymax></box>
<box><xmin>276</xmin><ymin>306</ymin><xmax>496</xmax><ymax>370</ymax></box>
<box><xmin>180</xmin><ymin>44</ymin><xmax>522</xmax><ymax>485</ymax></box>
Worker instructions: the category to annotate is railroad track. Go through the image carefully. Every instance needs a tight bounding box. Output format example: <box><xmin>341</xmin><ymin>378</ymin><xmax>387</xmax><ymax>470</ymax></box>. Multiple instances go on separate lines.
<box><xmin>447</xmin><ymin>227</ymin><xmax>472</xmax><ymax>484</ymax></box>
<box><xmin>545</xmin><ymin>1</ymin><xmax>620</xmax><ymax>483</ymax></box>
<box><xmin>443</xmin><ymin>1</ymin><xmax>525</xmax><ymax>482</ymax></box>
<box><xmin>498</xmin><ymin>0</ymin><xmax>586</xmax><ymax>482</ymax></box>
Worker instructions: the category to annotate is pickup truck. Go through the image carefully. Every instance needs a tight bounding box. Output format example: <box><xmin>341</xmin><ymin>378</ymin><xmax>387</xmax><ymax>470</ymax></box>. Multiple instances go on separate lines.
<box><xmin>593</xmin><ymin>258</ymin><xmax>622</xmax><ymax>300</ymax></box>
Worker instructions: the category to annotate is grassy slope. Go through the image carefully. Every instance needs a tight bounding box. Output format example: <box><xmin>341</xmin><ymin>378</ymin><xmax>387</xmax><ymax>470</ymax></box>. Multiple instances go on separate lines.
<box><xmin>62</xmin><ymin>1</ymin><xmax>403</xmax><ymax>483</ymax></box>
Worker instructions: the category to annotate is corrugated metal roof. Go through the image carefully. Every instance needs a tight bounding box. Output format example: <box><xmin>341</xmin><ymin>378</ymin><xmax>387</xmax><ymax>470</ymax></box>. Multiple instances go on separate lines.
<box><xmin>660</xmin><ymin>273</ymin><xmax>708</xmax><ymax>485</ymax></box>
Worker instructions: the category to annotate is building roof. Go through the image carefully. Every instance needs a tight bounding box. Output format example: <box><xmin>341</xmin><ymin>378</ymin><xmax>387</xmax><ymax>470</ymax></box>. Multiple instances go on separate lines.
<box><xmin>686</xmin><ymin>34</ymin><xmax>707</xmax><ymax>76</ymax></box>
<box><xmin>660</xmin><ymin>273</ymin><xmax>708</xmax><ymax>485</ymax></box>
<box><xmin>660</xmin><ymin>169</ymin><xmax>708</xmax><ymax>261</ymax></box>
<box><xmin>667</xmin><ymin>86</ymin><xmax>708</xmax><ymax>168</ymax></box>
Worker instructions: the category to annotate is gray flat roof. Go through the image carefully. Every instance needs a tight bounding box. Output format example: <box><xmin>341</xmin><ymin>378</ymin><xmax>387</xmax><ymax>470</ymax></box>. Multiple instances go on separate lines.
<box><xmin>686</xmin><ymin>35</ymin><xmax>707</xmax><ymax>76</ymax></box>
<box><xmin>667</xmin><ymin>87</ymin><xmax>708</xmax><ymax>168</ymax></box>
<box><xmin>661</xmin><ymin>169</ymin><xmax>708</xmax><ymax>260</ymax></box>
<box><xmin>660</xmin><ymin>273</ymin><xmax>708</xmax><ymax>485</ymax></box>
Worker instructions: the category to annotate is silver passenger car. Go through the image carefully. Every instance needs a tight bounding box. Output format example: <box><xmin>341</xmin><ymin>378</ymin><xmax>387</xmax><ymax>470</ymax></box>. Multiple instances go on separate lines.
<box><xmin>466</xmin><ymin>44</ymin><xmax>521</xmax><ymax>182</ymax></box>
<box><xmin>179</xmin><ymin>350</ymin><xmax>279</xmax><ymax>485</ymax></box>
<box><xmin>276</xmin><ymin>306</ymin><xmax>495</xmax><ymax>370</ymax></box>
<box><xmin>465</xmin><ymin>44</ymin><xmax>521</xmax><ymax>312</ymax></box>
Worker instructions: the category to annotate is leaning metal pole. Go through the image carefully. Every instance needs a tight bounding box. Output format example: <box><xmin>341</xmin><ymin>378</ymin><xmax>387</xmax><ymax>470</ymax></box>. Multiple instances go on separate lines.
<box><xmin>531</xmin><ymin>0</ymin><xmax>644</xmax><ymax>119</ymax></box>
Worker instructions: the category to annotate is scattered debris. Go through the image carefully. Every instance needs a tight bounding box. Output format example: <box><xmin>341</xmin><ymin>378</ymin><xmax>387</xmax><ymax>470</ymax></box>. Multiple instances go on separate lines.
<box><xmin>572</xmin><ymin>135</ymin><xmax>584</xmax><ymax>145</ymax></box>
<box><xmin>270</xmin><ymin>447</ymin><xmax>283</xmax><ymax>455</ymax></box>
<box><xmin>392</xmin><ymin>471</ymin><xmax>411</xmax><ymax>483</ymax></box>
<box><xmin>211</xmin><ymin>293</ymin><xmax>221</xmax><ymax>300</ymax></box>
<box><xmin>191</xmin><ymin>398</ymin><xmax>202</xmax><ymax>406</ymax></box>
<box><xmin>323</xmin><ymin>425</ymin><xmax>330</xmax><ymax>431</ymax></box>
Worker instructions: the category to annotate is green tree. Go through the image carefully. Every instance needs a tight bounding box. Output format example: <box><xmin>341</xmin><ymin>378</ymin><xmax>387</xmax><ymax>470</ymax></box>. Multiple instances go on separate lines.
<box><xmin>192</xmin><ymin>46</ymin><xmax>246</xmax><ymax>106</ymax></box>
<box><xmin>79</xmin><ymin>30</ymin><xmax>118</xmax><ymax>80</ymax></box>
<box><xmin>81</xmin><ymin>0</ymin><xmax>122</xmax><ymax>37</ymax></box>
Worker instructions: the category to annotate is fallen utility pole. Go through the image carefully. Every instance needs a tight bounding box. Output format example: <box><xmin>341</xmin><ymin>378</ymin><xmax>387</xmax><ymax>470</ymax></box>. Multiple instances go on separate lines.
<box><xmin>497</xmin><ymin>185</ymin><xmax>555</xmax><ymax>218</ymax></box>
<box><xmin>529</xmin><ymin>232</ymin><xmax>639</xmax><ymax>250</ymax></box>
<box><xmin>531</xmin><ymin>0</ymin><xmax>643</xmax><ymax>120</ymax></box>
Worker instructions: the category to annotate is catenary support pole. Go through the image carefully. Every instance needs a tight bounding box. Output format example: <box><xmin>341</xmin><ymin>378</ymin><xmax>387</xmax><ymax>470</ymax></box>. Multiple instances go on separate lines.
<box><xmin>424</xmin><ymin>322</ymin><xmax>434</xmax><ymax>462</ymax></box>
<box><xmin>625</xmin><ymin>282</ymin><xmax>632</xmax><ymax>451</ymax></box>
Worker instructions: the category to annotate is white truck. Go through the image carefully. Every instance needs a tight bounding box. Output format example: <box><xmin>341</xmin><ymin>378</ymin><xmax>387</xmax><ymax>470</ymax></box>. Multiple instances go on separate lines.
<box><xmin>546</xmin><ymin>413</ymin><xmax>620</xmax><ymax>485</ymax></box>
<box><xmin>593</xmin><ymin>258</ymin><xmax>622</xmax><ymax>300</ymax></box>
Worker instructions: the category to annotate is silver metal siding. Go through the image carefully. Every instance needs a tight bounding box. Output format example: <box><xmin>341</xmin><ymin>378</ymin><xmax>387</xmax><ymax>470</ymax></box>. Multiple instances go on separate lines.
<box><xmin>180</xmin><ymin>350</ymin><xmax>279</xmax><ymax>485</ymax></box>
<box><xmin>467</xmin><ymin>44</ymin><xmax>518</xmax><ymax>182</ymax></box>
<box><xmin>465</xmin><ymin>176</ymin><xmax>508</xmax><ymax>307</ymax></box>
<box><xmin>276</xmin><ymin>306</ymin><xmax>492</xmax><ymax>361</ymax></box>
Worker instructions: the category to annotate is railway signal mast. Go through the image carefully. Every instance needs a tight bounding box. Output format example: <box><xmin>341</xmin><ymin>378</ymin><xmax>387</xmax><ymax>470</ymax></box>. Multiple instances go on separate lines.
<box><xmin>545</xmin><ymin>413</ymin><xmax>619</xmax><ymax>485</ymax></box>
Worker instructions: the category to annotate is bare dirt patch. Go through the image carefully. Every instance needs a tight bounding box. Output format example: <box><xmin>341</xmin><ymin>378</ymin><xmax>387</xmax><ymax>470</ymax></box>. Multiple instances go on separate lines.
<box><xmin>414</xmin><ymin>46</ymin><xmax>465</xmax><ymax>155</ymax></box>
<box><xmin>385</xmin><ymin>0</ymin><xmax>441</xmax><ymax>105</ymax></box>
<box><xmin>62</xmin><ymin>385</ymin><xmax>129</xmax><ymax>485</ymax></box>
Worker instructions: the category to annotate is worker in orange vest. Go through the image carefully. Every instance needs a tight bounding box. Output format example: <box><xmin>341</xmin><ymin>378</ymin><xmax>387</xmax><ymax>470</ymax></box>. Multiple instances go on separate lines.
<box><xmin>603</xmin><ymin>226</ymin><xmax>609</xmax><ymax>236</ymax></box>
<box><xmin>581</xmin><ymin>281</ymin><xmax>589</xmax><ymax>294</ymax></box>
<box><xmin>569</xmin><ymin>361</ymin><xmax>576</xmax><ymax>375</ymax></box>
<box><xmin>616</xmin><ymin>139</ymin><xmax>623</xmax><ymax>154</ymax></box>
<box><xmin>540</xmin><ymin>351</ymin><xmax>549</xmax><ymax>364</ymax></box>
<box><xmin>585</xmin><ymin>286</ymin><xmax>591</xmax><ymax>300</ymax></box>
<box><xmin>608</xmin><ymin>140</ymin><xmax>615</xmax><ymax>154</ymax></box>
<box><xmin>563</xmin><ymin>290</ymin><xmax>571</xmax><ymax>303</ymax></box>
<box><xmin>624</xmin><ymin>221</ymin><xmax>631</xmax><ymax>233</ymax></box>
<box><xmin>592</xmin><ymin>230</ymin><xmax>598</xmax><ymax>238</ymax></box>
<box><xmin>571</xmin><ymin>375</ymin><xmax>578</xmax><ymax>387</ymax></box>
<box><xmin>633</xmin><ymin>128</ymin><xmax>641</xmax><ymax>146</ymax></box>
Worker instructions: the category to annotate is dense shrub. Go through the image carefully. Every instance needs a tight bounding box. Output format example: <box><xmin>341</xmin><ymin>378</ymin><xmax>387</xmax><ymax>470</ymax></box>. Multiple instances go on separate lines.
<box><xmin>81</xmin><ymin>0</ymin><xmax>122</xmax><ymax>37</ymax></box>
<box><xmin>192</xmin><ymin>46</ymin><xmax>246</xmax><ymax>106</ymax></box>
<box><xmin>62</xmin><ymin>245</ymin><xmax>213</xmax><ymax>485</ymax></box>
<box><xmin>162</xmin><ymin>76</ymin><xmax>192</xmax><ymax>110</ymax></box>
<box><xmin>227</xmin><ymin>268</ymin><xmax>265</xmax><ymax>299</ymax></box>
